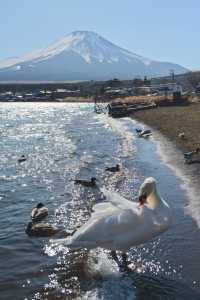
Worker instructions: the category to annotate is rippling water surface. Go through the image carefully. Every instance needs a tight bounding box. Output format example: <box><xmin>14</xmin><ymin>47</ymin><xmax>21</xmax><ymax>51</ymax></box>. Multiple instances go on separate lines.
<box><xmin>0</xmin><ymin>103</ymin><xmax>200</xmax><ymax>300</ymax></box>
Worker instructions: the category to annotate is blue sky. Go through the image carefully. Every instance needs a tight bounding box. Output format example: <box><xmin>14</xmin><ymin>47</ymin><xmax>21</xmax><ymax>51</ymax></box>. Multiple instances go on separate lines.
<box><xmin>0</xmin><ymin>0</ymin><xmax>199</xmax><ymax>69</ymax></box>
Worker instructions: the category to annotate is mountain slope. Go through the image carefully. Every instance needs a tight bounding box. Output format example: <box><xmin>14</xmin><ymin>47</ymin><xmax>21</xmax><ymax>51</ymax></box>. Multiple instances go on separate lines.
<box><xmin>0</xmin><ymin>31</ymin><xmax>188</xmax><ymax>81</ymax></box>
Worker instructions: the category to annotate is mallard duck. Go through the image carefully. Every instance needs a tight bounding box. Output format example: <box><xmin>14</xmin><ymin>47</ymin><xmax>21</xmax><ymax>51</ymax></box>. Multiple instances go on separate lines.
<box><xmin>26</xmin><ymin>222</ymin><xmax>60</xmax><ymax>237</ymax></box>
<box><xmin>105</xmin><ymin>164</ymin><xmax>120</xmax><ymax>172</ymax></box>
<box><xmin>18</xmin><ymin>155</ymin><xmax>27</xmax><ymax>163</ymax></box>
<box><xmin>74</xmin><ymin>177</ymin><xmax>97</xmax><ymax>187</ymax></box>
<box><xmin>31</xmin><ymin>203</ymin><xmax>48</xmax><ymax>222</ymax></box>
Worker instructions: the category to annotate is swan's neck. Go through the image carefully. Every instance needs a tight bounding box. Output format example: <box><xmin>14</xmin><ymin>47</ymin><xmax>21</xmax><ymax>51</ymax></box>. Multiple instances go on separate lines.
<box><xmin>147</xmin><ymin>189</ymin><xmax>162</xmax><ymax>209</ymax></box>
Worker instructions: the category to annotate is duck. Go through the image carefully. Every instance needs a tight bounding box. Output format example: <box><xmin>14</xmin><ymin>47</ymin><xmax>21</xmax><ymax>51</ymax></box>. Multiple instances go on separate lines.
<box><xmin>74</xmin><ymin>177</ymin><xmax>97</xmax><ymax>187</ymax></box>
<box><xmin>138</xmin><ymin>129</ymin><xmax>152</xmax><ymax>138</ymax></box>
<box><xmin>105</xmin><ymin>164</ymin><xmax>120</xmax><ymax>172</ymax></box>
<box><xmin>26</xmin><ymin>222</ymin><xmax>60</xmax><ymax>237</ymax></box>
<box><xmin>51</xmin><ymin>177</ymin><xmax>172</xmax><ymax>269</ymax></box>
<box><xmin>18</xmin><ymin>155</ymin><xmax>27</xmax><ymax>163</ymax></box>
<box><xmin>31</xmin><ymin>203</ymin><xmax>48</xmax><ymax>222</ymax></box>
<box><xmin>184</xmin><ymin>147</ymin><xmax>200</xmax><ymax>164</ymax></box>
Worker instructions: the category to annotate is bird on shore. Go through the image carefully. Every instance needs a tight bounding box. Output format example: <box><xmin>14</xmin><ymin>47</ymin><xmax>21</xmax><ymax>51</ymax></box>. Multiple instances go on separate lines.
<box><xmin>18</xmin><ymin>155</ymin><xmax>27</xmax><ymax>163</ymax></box>
<box><xmin>26</xmin><ymin>222</ymin><xmax>61</xmax><ymax>237</ymax></box>
<box><xmin>51</xmin><ymin>177</ymin><xmax>172</xmax><ymax>270</ymax></box>
<box><xmin>178</xmin><ymin>132</ymin><xmax>185</xmax><ymax>140</ymax></box>
<box><xmin>31</xmin><ymin>203</ymin><xmax>48</xmax><ymax>222</ymax></box>
<box><xmin>105</xmin><ymin>164</ymin><xmax>120</xmax><ymax>172</ymax></box>
<box><xmin>74</xmin><ymin>177</ymin><xmax>97</xmax><ymax>187</ymax></box>
<box><xmin>184</xmin><ymin>148</ymin><xmax>200</xmax><ymax>164</ymax></box>
<box><xmin>138</xmin><ymin>129</ymin><xmax>152</xmax><ymax>138</ymax></box>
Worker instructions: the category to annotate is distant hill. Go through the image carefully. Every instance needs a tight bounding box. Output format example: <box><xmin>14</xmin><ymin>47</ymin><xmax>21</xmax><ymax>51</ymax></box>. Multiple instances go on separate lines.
<box><xmin>0</xmin><ymin>31</ymin><xmax>188</xmax><ymax>81</ymax></box>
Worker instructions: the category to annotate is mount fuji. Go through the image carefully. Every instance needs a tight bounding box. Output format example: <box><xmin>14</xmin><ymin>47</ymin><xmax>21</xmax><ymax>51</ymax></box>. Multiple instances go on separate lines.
<box><xmin>0</xmin><ymin>31</ymin><xmax>188</xmax><ymax>81</ymax></box>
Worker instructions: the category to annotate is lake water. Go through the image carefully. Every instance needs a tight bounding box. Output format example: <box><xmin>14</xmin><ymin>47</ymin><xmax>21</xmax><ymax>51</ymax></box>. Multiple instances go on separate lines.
<box><xmin>0</xmin><ymin>103</ymin><xmax>200</xmax><ymax>300</ymax></box>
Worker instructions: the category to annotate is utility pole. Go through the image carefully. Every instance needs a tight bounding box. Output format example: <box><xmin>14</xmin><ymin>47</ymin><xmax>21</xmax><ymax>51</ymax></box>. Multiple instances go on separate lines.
<box><xmin>170</xmin><ymin>69</ymin><xmax>175</xmax><ymax>82</ymax></box>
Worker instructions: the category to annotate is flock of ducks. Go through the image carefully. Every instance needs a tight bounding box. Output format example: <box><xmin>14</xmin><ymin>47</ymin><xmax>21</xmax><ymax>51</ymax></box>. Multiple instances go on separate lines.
<box><xmin>24</xmin><ymin>128</ymin><xmax>173</xmax><ymax>270</ymax></box>
<box><xmin>74</xmin><ymin>164</ymin><xmax>121</xmax><ymax>187</ymax></box>
<box><xmin>23</xmin><ymin>124</ymin><xmax>200</xmax><ymax>270</ymax></box>
<box><xmin>17</xmin><ymin>150</ymin><xmax>59</xmax><ymax>236</ymax></box>
<box><xmin>26</xmin><ymin>203</ymin><xmax>60</xmax><ymax>237</ymax></box>
<box><xmin>26</xmin><ymin>165</ymin><xmax>121</xmax><ymax>236</ymax></box>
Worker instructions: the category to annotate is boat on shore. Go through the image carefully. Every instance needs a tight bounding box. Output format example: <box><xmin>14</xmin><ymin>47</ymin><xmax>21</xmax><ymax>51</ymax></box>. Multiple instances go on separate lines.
<box><xmin>108</xmin><ymin>101</ymin><xmax>157</xmax><ymax>118</ymax></box>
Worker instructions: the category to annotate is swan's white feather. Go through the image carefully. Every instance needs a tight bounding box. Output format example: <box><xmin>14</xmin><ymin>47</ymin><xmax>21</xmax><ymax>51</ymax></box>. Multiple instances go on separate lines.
<box><xmin>100</xmin><ymin>187</ymin><xmax>138</xmax><ymax>211</ymax></box>
<box><xmin>51</xmin><ymin>181</ymin><xmax>172</xmax><ymax>251</ymax></box>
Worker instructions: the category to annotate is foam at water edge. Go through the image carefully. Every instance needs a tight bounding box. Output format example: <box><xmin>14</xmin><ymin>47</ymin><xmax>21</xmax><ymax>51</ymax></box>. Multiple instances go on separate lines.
<box><xmin>153</xmin><ymin>130</ymin><xmax>200</xmax><ymax>228</ymax></box>
<box><xmin>96</xmin><ymin>114</ymin><xmax>136</xmax><ymax>158</ymax></box>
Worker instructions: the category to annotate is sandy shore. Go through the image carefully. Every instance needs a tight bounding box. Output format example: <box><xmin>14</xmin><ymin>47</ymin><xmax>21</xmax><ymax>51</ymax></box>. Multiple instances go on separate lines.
<box><xmin>133</xmin><ymin>103</ymin><xmax>200</xmax><ymax>153</ymax></box>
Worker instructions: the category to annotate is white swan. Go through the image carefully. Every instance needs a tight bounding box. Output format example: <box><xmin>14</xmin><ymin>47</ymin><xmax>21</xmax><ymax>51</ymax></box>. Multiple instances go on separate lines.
<box><xmin>52</xmin><ymin>177</ymin><xmax>172</xmax><ymax>267</ymax></box>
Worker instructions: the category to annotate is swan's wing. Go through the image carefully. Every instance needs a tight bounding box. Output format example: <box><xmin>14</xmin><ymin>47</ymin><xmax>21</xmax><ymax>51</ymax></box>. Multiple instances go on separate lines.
<box><xmin>72</xmin><ymin>207</ymin><xmax>141</xmax><ymax>243</ymax></box>
<box><xmin>101</xmin><ymin>188</ymin><xmax>137</xmax><ymax>211</ymax></box>
<box><xmin>104</xmin><ymin>208</ymin><xmax>141</xmax><ymax>234</ymax></box>
<box><xmin>52</xmin><ymin>190</ymin><xmax>141</xmax><ymax>248</ymax></box>
<box><xmin>52</xmin><ymin>206</ymin><xmax>142</xmax><ymax>248</ymax></box>
<box><xmin>92</xmin><ymin>202</ymin><xmax>119</xmax><ymax>216</ymax></box>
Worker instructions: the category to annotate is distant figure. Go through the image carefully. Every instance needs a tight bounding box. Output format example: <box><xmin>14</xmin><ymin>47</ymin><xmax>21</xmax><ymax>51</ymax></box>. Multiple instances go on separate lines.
<box><xmin>26</xmin><ymin>222</ymin><xmax>60</xmax><ymax>237</ymax></box>
<box><xmin>31</xmin><ymin>203</ymin><xmax>48</xmax><ymax>222</ymax></box>
<box><xmin>184</xmin><ymin>148</ymin><xmax>200</xmax><ymax>164</ymax></box>
<box><xmin>18</xmin><ymin>155</ymin><xmax>27</xmax><ymax>163</ymax></box>
<box><xmin>135</xmin><ymin>128</ymin><xmax>142</xmax><ymax>133</ymax></box>
<box><xmin>138</xmin><ymin>129</ymin><xmax>152</xmax><ymax>138</ymax></box>
<box><xmin>74</xmin><ymin>177</ymin><xmax>97</xmax><ymax>187</ymax></box>
<box><xmin>105</xmin><ymin>164</ymin><xmax>120</xmax><ymax>172</ymax></box>
<box><xmin>178</xmin><ymin>132</ymin><xmax>185</xmax><ymax>140</ymax></box>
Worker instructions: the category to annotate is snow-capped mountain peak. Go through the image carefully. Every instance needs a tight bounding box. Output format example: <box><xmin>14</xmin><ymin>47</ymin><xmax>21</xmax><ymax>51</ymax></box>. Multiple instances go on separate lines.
<box><xmin>46</xmin><ymin>30</ymin><xmax>152</xmax><ymax>65</ymax></box>
<box><xmin>0</xmin><ymin>31</ymin><xmax>188</xmax><ymax>81</ymax></box>
<box><xmin>0</xmin><ymin>31</ymin><xmax>152</xmax><ymax>68</ymax></box>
